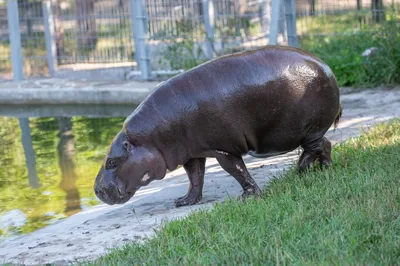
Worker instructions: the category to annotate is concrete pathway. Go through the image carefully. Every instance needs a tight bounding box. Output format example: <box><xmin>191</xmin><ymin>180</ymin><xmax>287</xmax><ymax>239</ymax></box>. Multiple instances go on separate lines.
<box><xmin>0</xmin><ymin>86</ymin><xmax>399</xmax><ymax>265</ymax></box>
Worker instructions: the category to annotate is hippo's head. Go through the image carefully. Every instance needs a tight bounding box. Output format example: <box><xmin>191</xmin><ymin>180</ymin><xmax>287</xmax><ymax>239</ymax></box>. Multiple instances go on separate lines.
<box><xmin>94</xmin><ymin>130</ymin><xmax>167</xmax><ymax>205</ymax></box>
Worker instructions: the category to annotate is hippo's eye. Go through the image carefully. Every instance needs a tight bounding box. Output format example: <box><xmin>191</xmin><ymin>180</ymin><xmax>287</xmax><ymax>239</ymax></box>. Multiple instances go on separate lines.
<box><xmin>106</xmin><ymin>158</ymin><xmax>118</xmax><ymax>169</ymax></box>
<box><xmin>123</xmin><ymin>141</ymin><xmax>130</xmax><ymax>151</ymax></box>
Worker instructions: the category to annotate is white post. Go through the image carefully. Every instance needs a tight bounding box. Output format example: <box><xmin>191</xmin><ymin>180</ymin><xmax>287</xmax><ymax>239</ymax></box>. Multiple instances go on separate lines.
<box><xmin>130</xmin><ymin>0</ymin><xmax>151</xmax><ymax>80</ymax></box>
<box><xmin>284</xmin><ymin>0</ymin><xmax>298</xmax><ymax>47</ymax></box>
<box><xmin>202</xmin><ymin>0</ymin><xmax>215</xmax><ymax>59</ymax></box>
<box><xmin>268</xmin><ymin>0</ymin><xmax>281</xmax><ymax>45</ymax></box>
<box><xmin>43</xmin><ymin>0</ymin><xmax>57</xmax><ymax>76</ymax></box>
<box><xmin>7</xmin><ymin>0</ymin><xmax>24</xmax><ymax>80</ymax></box>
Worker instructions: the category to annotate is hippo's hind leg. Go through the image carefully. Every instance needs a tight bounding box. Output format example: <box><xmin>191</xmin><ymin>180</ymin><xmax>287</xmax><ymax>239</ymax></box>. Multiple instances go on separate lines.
<box><xmin>318</xmin><ymin>137</ymin><xmax>333</xmax><ymax>167</ymax></box>
<box><xmin>297</xmin><ymin>136</ymin><xmax>332</xmax><ymax>173</ymax></box>
<box><xmin>175</xmin><ymin>158</ymin><xmax>206</xmax><ymax>208</ymax></box>
<box><xmin>215</xmin><ymin>154</ymin><xmax>262</xmax><ymax>199</ymax></box>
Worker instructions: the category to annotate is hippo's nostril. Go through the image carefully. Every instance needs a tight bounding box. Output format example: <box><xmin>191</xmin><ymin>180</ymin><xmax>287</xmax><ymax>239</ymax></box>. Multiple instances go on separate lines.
<box><xmin>116</xmin><ymin>179</ymin><xmax>127</xmax><ymax>196</ymax></box>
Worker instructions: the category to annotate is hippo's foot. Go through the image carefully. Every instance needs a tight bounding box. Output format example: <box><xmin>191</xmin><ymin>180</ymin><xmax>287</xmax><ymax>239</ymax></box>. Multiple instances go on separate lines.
<box><xmin>175</xmin><ymin>158</ymin><xmax>206</xmax><ymax>208</ymax></box>
<box><xmin>175</xmin><ymin>192</ymin><xmax>202</xmax><ymax>207</ymax></box>
<box><xmin>297</xmin><ymin>136</ymin><xmax>332</xmax><ymax>173</ymax></box>
<box><xmin>215</xmin><ymin>153</ymin><xmax>262</xmax><ymax>201</ymax></box>
<box><xmin>239</xmin><ymin>185</ymin><xmax>262</xmax><ymax>201</ymax></box>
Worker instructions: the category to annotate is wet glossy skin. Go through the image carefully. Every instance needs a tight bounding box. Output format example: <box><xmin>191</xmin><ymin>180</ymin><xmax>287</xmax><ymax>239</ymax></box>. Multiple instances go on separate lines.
<box><xmin>94</xmin><ymin>45</ymin><xmax>342</xmax><ymax>207</ymax></box>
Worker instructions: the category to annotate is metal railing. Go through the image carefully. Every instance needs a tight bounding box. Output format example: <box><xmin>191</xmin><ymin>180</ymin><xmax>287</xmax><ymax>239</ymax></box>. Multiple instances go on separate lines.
<box><xmin>0</xmin><ymin>0</ymin><xmax>398</xmax><ymax>81</ymax></box>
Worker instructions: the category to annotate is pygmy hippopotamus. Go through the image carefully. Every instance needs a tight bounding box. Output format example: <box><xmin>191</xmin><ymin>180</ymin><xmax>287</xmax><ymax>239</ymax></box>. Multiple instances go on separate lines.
<box><xmin>94</xmin><ymin>45</ymin><xmax>342</xmax><ymax>207</ymax></box>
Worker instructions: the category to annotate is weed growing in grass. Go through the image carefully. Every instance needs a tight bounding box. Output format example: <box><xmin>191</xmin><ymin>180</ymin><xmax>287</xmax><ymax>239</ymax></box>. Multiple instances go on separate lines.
<box><xmin>85</xmin><ymin>119</ymin><xmax>400</xmax><ymax>266</ymax></box>
<box><xmin>362</xmin><ymin>18</ymin><xmax>400</xmax><ymax>86</ymax></box>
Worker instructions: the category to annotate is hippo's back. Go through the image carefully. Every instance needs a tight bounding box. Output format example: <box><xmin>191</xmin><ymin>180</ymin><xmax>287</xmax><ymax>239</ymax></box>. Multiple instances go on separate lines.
<box><xmin>157</xmin><ymin>45</ymin><xmax>337</xmax><ymax>110</ymax></box>
<box><xmin>128</xmin><ymin>46</ymin><xmax>340</xmax><ymax>157</ymax></box>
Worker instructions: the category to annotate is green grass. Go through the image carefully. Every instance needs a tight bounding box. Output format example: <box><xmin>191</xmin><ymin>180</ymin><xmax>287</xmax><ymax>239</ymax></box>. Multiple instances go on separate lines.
<box><xmin>299</xmin><ymin>33</ymin><xmax>374</xmax><ymax>87</ymax></box>
<box><xmin>298</xmin><ymin>10</ymin><xmax>400</xmax><ymax>87</ymax></box>
<box><xmin>82</xmin><ymin>119</ymin><xmax>400</xmax><ymax>265</ymax></box>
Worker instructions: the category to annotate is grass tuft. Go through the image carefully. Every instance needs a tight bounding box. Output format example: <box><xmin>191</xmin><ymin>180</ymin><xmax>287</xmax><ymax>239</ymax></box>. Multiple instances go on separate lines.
<box><xmin>83</xmin><ymin>119</ymin><xmax>400</xmax><ymax>265</ymax></box>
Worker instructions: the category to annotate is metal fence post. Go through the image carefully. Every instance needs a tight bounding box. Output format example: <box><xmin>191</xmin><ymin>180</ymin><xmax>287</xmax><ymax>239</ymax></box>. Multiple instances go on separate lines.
<box><xmin>278</xmin><ymin>0</ymin><xmax>286</xmax><ymax>40</ymax></box>
<box><xmin>130</xmin><ymin>0</ymin><xmax>151</xmax><ymax>80</ymax></box>
<box><xmin>7</xmin><ymin>0</ymin><xmax>24</xmax><ymax>81</ymax></box>
<box><xmin>284</xmin><ymin>0</ymin><xmax>298</xmax><ymax>47</ymax></box>
<box><xmin>202</xmin><ymin>0</ymin><xmax>215</xmax><ymax>59</ymax></box>
<box><xmin>43</xmin><ymin>0</ymin><xmax>57</xmax><ymax>77</ymax></box>
<box><xmin>268</xmin><ymin>0</ymin><xmax>281</xmax><ymax>45</ymax></box>
<box><xmin>259</xmin><ymin>0</ymin><xmax>268</xmax><ymax>33</ymax></box>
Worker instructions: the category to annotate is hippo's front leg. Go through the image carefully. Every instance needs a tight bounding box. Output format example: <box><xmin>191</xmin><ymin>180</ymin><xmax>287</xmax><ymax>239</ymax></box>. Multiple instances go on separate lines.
<box><xmin>175</xmin><ymin>158</ymin><xmax>206</xmax><ymax>207</ymax></box>
<box><xmin>215</xmin><ymin>154</ymin><xmax>262</xmax><ymax>199</ymax></box>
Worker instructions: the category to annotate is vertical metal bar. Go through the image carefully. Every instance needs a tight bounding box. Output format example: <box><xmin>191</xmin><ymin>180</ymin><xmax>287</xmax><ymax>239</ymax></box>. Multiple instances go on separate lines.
<box><xmin>131</xmin><ymin>1</ymin><xmax>140</xmax><ymax>65</ymax></box>
<box><xmin>259</xmin><ymin>0</ymin><xmax>268</xmax><ymax>33</ymax></box>
<box><xmin>202</xmin><ymin>0</ymin><xmax>215</xmax><ymax>59</ymax></box>
<box><xmin>268</xmin><ymin>0</ymin><xmax>281</xmax><ymax>45</ymax></box>
<box><xmin>284</xmin><ymin>0</ymin><xmax>298</xmax><ymax>47</ymax></box>
<box><xmin>43</xmin><ymin>0</ymin><xmax>57</xmax><ymax>77</ymax></box>
<box><xmin>7</xmin><ymin>0</ymin><xmax>24</xmax><ymax>81</ymax></box>
<box><xmin>130</xmin><ymin>0</ymin><xmax>151</xmax><ymax>80</ymax></box>
<box><xmin>278</xmin><ymin>0</ymin><xmax>286</xmax><ymax>40</ymax></box>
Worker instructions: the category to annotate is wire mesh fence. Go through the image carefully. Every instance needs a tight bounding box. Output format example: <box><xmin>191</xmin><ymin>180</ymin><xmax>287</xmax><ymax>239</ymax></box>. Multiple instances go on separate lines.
<box><xmin>0</xmin><ymin>0</ymin><xmax>137</xmax><ymax>81</ymax></box>
<box><xmin>1</xmin><ymin>0</ymin><xmax>286</xmax><ymax>81</ymax></box>
<box><xmin>296</xmin><ymin>0</ymin><xmax>400</xmax><ymax>86</ymax></box>
<box><xmin>145</xmin><ymin>0</ymin><xmax>281</xmax><ymax>72</ymax></box>
<box><xmin>18</xmin><ymin>0</ymin><xmax>47</xmax><ymax>78</ymax></box>
<box><xmin>0</xmin><ymin>0</ymin><xmax>399</xmax><ymax>81</ymax></box>
<box><xmin>0</xmin><ymin>1</ymin><xmax>11</xmax><ymax>80</ymax></box>
<box><xmin>54</xmin><ymin>0</ymin><xmax>136</xmax><ymax>79</ymax></box>
<box><xmin>296</xmin><ymin>0</ymin><xmax>399</xmax><ymax>37</ymax></box>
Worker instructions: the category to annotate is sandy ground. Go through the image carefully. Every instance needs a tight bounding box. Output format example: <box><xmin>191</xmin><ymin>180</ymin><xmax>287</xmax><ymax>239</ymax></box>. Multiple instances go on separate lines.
<box><xmin>0</xmin><ymin>87</ymin><xmax>399</xmax><ymax>265</ymax></box>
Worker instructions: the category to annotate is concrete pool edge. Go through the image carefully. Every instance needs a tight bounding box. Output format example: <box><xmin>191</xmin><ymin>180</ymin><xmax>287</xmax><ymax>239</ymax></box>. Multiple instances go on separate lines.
<box><xmin>0</xmin><ymin>77</ymin><xmax>386</xmax><ymax>106</ymax></box>
<box><xmin>0</xmin><ymin>78</ymin><xmax>161</xmax><ymax>105</ymax></box>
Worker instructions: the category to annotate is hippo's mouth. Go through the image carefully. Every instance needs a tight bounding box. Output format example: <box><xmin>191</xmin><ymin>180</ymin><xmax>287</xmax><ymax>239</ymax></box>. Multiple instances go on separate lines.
<box><xmin>115</xmin><ymin>192</ymin><xmax>134</xmax><ymax>204</ymax></box>
<box><xmin>95</xmin><ymin>186</ymin><xmax>137</xmax><ymax>205</ymax></box>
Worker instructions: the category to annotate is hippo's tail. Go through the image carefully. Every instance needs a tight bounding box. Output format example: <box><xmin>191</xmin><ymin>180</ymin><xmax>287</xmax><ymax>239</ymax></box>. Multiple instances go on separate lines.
<box><xmin>333</xmin><ymin>104</ymin><xmax>343</xmax><ymax>130</ymax></box>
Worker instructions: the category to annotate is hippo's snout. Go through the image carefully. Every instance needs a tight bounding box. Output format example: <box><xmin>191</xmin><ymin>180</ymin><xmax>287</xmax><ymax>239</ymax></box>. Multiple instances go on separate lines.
<box><xmin>94</xmin><ymin>169</ymin><xmax>136</xmax><ymax>205</ymax></box>
<box><xmin>95</xmin><ymin>185</ymin><xmax>118</xmax><ymax>205</ymax></box>
<box><xmin>95</xmin><ymin>183</ymin><xmax>135</xmax><ymax>205</ymax></box>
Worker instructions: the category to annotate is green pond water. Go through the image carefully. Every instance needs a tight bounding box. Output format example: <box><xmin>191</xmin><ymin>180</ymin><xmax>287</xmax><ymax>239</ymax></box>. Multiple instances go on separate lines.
<box><xmin>0</xmin><ymin>105</ymin><xmax>134</xmax><ymax>239</ymax></box>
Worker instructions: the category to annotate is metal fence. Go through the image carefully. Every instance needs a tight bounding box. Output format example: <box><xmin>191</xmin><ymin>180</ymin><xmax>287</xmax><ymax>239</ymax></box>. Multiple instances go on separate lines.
<box><xmin>0</xmin><ymin>0</ymin><xmax>135</xmax><ymax>81</ymax></box>
<box><xmin>0</xmin><ymin>0</ymin><xmax>399</xmax><ymax>81</ymax></box>
<box><xmin>296</xmin><ymin>0</ymin><xmax>399</xmax><ymax>36</ymax></box>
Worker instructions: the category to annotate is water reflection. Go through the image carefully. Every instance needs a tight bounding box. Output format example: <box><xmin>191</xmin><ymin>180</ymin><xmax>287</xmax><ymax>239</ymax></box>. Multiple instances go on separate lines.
<box><xmin>19</xmin><ymin>118</ymin><xmax>40</xmax><ymax>189</ymax></box>
<box><xmin>0</xmin><ymin>109</ymin><xmax>128</xmax><ymax>238</ymax></box>
<box><xmin>57</xmin><ymin>117</ymin><xmax>82</xmax><ymax>217</ymax></box>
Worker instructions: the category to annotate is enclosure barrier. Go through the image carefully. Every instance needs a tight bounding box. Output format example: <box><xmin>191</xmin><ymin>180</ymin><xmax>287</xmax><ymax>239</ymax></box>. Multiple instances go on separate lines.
<box><xmin>2</xmin><ymin>0</ymin><xmax>298</xmax><ymax>81</ymax></box>
<box><xmin>0</xmin><ymin>0</ymin><xmax>398</xmax><ymax>81</ymax></box>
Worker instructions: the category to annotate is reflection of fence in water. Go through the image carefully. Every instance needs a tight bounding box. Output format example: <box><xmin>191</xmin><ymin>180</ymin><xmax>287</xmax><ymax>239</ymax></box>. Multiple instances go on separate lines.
<box><xmin>0</xmin><ymin>113</ymin><xmax>128</xmax><ymax>236</ymax></box>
